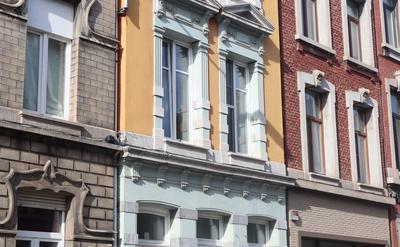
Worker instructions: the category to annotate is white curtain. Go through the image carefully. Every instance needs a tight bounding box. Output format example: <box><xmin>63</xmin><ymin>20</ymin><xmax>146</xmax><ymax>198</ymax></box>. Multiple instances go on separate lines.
<box><xmin>23</xmin><ymin>32</ymin><xmax>40</xmax><ymax>111</ymax></box>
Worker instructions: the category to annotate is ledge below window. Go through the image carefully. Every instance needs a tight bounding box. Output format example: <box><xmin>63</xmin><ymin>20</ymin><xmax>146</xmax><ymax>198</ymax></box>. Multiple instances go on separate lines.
<box><xmin>164</xmin><ymin>138</ymin><xmax>210</xmax><ymax>161</ymax></box>
<box><xmin>357</xmin><ymin>183</ymin><xmax>385</xmax><ymax>195</ymax></box>
<box><xmin>228</xmin><ymin>152</ymin><xmax>267</xmax><ymax>171</ymax></box>
<box><xmin>343</xmin><ymin>56</ymin><xmax>378</xmax><ymax>77</ymax></box>
<box><xmin>295</xmin><ymin>34</ymin><xmax>336</xmax><ymax>59</ymax></box>
<box><xmin>309</xmin><ymin>172</ymin><xmax>340</xmax><ymax>187</ymax></box>
<box><xmin>382</xmin><ymin>43</ymin><xmax>400</xmax><ymax>63</ymax></box>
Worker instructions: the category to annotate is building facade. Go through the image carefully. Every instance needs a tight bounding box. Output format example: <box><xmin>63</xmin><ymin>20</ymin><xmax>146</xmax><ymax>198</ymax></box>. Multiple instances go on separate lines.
<box><xmin>280</xmin><ymin>0</ymin><xmax>396</xmax><ymax>246</ymax></box>
<box><xmin>0</xmin><ymin>0</ymin><xmax>119</xmax><ymax>246</ymax></box>
<box><xmin>118</xmin><ymin>0</ymin><xmax>293</xmax><ymax>246</ymax></box>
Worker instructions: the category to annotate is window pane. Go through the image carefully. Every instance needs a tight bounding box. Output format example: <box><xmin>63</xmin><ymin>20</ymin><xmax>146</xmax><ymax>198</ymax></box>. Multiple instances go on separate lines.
<box><xmin>247</xmin><ymin>223</ymin><xmax>266</xmax><ymax>244</ymax></box>
<box><xmin>137</xmin><ymin>213</ymin><xmax>165</xmax><ymax>241</ymax></box>
<box><xmin>305</xmin><ymin>91</ymin><xmax>321</xmax><ymax>118</ymax></box>
<box><xmin>226</xmin><ymin>60</ymin><xmax>234</xmax><ymax>106</ymax></box>
<box><xmin>392</xmin><ymin>93</ymin><xmax>400</xmax><ymax>114</ymax></box>
<box><xmin>353</xmin><ymin>109</ymin><xmax>366</xmax><ymax>132</ymax></box>
<box><xmin>235</xmin><ymin>65</ymin><xmax>246</xmax><ymax>91</ymax></box>
<box><xmin>176</xmin><ymin>45</ymin><xmax>188</xmax><ymax>72</ymax></box>
<box><xmin>197</xmin><ymin>218</ymin><xmax>220</xmax><ymax>240</ymax></box>
<box><xmin>355</xmin><ymin>133</ymin><xmax>368</xmax><ymax>183</ymax></box>
<box><xmin>302</xmin><ymin>239</ymin><xmax>318</xmax><ymax>247</ymax></box>
<box><xmin>162</xmin><ymin>42</ymin><xmax>171</xmax><ymax>138</ymax></box>
<box><xmin>236</xmin><ymin>90</ymin><xmax>247</xmax><ymax>153</ymax></box>
<box><xmin>18</xmin><ymin>207</ymin><xmax>62</xmax><ymax>232</ymax></box>
<box><xmin>46</xmin><ymin>38</ymin><xmax>66</xmax><ymax>117</ymax></box>
<box><xmin>383</xmin><ymin>0</ymin><xmax>399</xmax><ymax>47</ymax></box>
<box><xmin>349</xmin><ymin>19</ymin><xmax>361</xmax><ymax>60</ymax></box>
<box><xmin>227</xmin><ymin>107</ymin><xmax>235</xmax><ymax>152</ymax></box>
<box><xmin>39</xmin><ymin>242</ymin><xmax>58</xmax><ymax>247</ymax></box>
<box><xmin>303</xmin><ymin>0</ymin><xmax>317</xmax><ymax>40</ymax></box>
<box><xmin>16</xmin><ymin>240</ymin><xmax>31</xmax><ymax>247</ymax></box>
<box><xmin>162</xmin><ymin>41</ymin><xmax>169</xmax><ymax>67</ymax></box>
<box><xmin>393</xmin><ymin>117</ymin><xmax>400</xmax><ymax>169</ymax></box>
<box><xmin>23</xmin><ymin>32</ymin><xmax>40</xmax><ymax>112</ymax></box>
<box><xmin>307</xmin><ymin>120</ymin><xmax>324</xmax><ymax>174</ymax></box>
<box><xmin>176</xmin><ymin>72</ymin><xmax>189</xmax><ymax>141</ymax></box>
<box><xmin>347</xmin><ymin>0</ymin><xmax>360</xmax><ymax>18</ymax></box>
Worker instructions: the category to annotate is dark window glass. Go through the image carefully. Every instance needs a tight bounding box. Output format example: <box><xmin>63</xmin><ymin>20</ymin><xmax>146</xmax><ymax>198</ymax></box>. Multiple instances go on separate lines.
<box><xmin>353</xmin><ymin>108</ymin><xmax>369</xmax><ymax>184</ymax></box>
<box><xmin>16</xmin><ymin>240</ymin><xmax>31</xmax><ymax>247</ymax></box>
<box><xmin>383</xmin><ymin>0</ymin><xmax>400</xmax><ymax>48</ymax></box>
<box><xmin>17</xmin><ymin>207</ymin><xmax>62</xmax><ymax>232</ymax></box>
<box><xmin>197</xmin><ymin>217</ymin><xmax>220</xmax><ymax>240</ymax></box>
<box><xmin>39</xmin><ymin>243</ymin><xmax>58</xmax><ymax>247</ymax></box>
<box><xmin>302</xmin><ymin>0</ymin><xmax>318</xmax><ymax>41</ymax></box>
<box><xmin>347</xmin><ymin>0</ymin><xmax>362</xmax><ymax>60</ymax></box>
<box><xmin>392</xmin><ymin>92</ymin><xmax>400</xmax><ymax>170</ymax></box>
<box><xmin>137</xmin><ymin>213</ymin><xmax>165</xmax><ymax>241</ymax></box>
<box><xmin>162</xmin><ymin>41</ymin><xmax>171</xmax><ymax>138</ymax></box>
<box><xmin>247</xmin><ymin>223</ymin><xmax>266</xmax><ymax>244</ymax></box>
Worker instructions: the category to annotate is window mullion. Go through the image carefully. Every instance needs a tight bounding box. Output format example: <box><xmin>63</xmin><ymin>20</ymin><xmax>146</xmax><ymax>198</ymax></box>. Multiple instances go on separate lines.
<box><xmin>233</xmin><ymin>63</ymin><xmax>238</xmax><ymax>152</ymax></box>
<box><xmin>172</xmin><ymin>42</ymin><xmax>177</xmax><ymax>140</ymax></box>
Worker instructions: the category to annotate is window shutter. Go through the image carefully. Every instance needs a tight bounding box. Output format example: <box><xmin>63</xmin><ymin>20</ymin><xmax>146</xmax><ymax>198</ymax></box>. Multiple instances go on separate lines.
<box><xmin>17</xmin><ymin>191</ymin><xmax>67</xmax><ymax>211</ymax></box>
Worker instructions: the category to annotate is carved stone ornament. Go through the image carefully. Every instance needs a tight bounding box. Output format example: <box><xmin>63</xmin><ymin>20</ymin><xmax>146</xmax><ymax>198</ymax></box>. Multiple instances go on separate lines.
<box><xmin>358</xmin><ymin>88</ymin><xmax>370</xmax><ymax>104</ymax></box>
<box><xmin>0</xmin><ymin>0</ymin><xmax>25</xmax><ymax>11</ymax></box>
<box><xmin>0</xmin><ymin>160</ymin><xmax>114</xmax><ymax>238</ymax></box>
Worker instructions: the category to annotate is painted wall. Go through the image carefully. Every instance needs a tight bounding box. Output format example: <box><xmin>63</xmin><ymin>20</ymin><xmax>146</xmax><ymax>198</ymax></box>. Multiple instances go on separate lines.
<box><xmin>209</xmin><ymin>18</ymin><xmax>220</xmax><ymax>151</ymax></box>
<box><xmin>119</xmin><ymin>0</ymin><xmax>153</xmax><ymax>135</ymax></box>
<box><xmin>262</xmin><ymin>0</ymin><xmax>285</xmax><ymax>164</ymax></box>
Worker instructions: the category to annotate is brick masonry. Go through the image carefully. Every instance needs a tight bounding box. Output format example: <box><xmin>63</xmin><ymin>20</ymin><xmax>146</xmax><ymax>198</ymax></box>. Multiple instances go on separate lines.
<box><xmin>0</xmin><ymin>130</ymin><xmax>116</xmax><ymax>247</ymax></box>
<box><xmin>288</xmin><ymin>189</ymin><xmax>391</xmax><ymax>246</ymax></box>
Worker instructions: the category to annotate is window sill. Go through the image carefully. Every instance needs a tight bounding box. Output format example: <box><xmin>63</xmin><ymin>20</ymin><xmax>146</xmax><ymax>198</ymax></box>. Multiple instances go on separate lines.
<box><xmin>228</xmin><ymin>152</ymin><xmax>267</xmax><ymax>171</ymax></box>
<box><xmin>19</xmin><ymin>110</ymin><xmax>83</xmax><ymax>137</ymax></box>
<box><xmin>309</xmin><ymin>172</ymin><xmax>340</xmax><ymax>187</ymax></box>
<box><xmin>138</xmin><ymin>240</ymin><xmax>169</xmax><ymax>247</ymax></box>
<box><xmin>164</xmin><ymin>138</ymin><xmax>210</xmax><ymax>160</ymax></box>
<box><xmin>356</xmin><ymin>183</ymin><xmax>385</xmax><ymax>195</ymax></box>
<box><xmin>343</xmin><ymin>56</ymin><xmax>378</xmax><ymax>76</ymax></box>
<box><xmin>295</xmin><ymin>34</ymin><xmax>336</xmax><ymax>55</ymax></box>
<box><xmin>198</xmin><ymin>238</ymin><xmax>221</xmax><ymax>247</ymax></box>
<box><xmin>382</xmin><ymin>43</ymin><xmax>400</xmax><ymax>63</ymax></box>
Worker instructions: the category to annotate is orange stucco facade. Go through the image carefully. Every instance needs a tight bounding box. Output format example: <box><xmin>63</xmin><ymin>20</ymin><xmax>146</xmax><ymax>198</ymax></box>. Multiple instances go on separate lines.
<box><xmin>119</xmin><ymin>0</ymin><xmax>284</xmax><ymax>164</ymax></box>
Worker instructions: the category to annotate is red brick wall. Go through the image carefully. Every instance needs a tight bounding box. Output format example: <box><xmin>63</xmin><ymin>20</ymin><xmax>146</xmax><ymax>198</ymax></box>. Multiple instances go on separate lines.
<box><xmin>279</xmin><ymin>0</ymin><xmax>382</xmax><ymax>182</ymax></box>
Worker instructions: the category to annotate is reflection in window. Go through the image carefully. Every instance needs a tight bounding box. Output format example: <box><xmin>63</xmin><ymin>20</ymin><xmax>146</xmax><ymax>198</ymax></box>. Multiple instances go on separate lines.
<box><xmin>392</xmin><ymin>91</ymin><xmax>400</xmax><ymax>170</ymax></box>
<box><xmin>353</xmin><ymin>108</ymin><xmax>369</xmax><ymax>184</ymax></box>
<box><xmin>347</xmin><ymin>0</ymin><xmax>362</xmax><ymax>60</ymax></box>
<box><xmin>383</xmin><ymin>0</ymin><xmax>400</xmax><ymax>48</ymax></box>
<box><xmin>137</xmin><ymin>213</ymin><xmax>165</xmax><ymax>241</ymax></box>
<box><xmin>197</xmin><ymin>217</ymin><xmax>220</xmax><ymax>240</ymax></box>
<box><xmin>302</xmin><ymin>0</ymin><xmax>318</xmax><ymax>41</ymax></box>
<box><xmin>247</xmin><ymin>223</ymin><xmax>267</xmax><ymax>244</ymax></box>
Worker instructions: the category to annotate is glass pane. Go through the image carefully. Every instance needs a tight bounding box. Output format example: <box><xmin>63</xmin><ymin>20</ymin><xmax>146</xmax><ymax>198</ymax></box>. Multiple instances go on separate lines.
<box><xmin>175</xmin><ymin>45</ymin><xmax>188</xmax><ymax>72</ymax></box>
<box><xmin>226</xmin><ymin>60</ymin><xmax>234</xmax><ymax>106</ymax></box>
<box><xmin>302</xmin><ymin>239</ymin><xmax>318</xmax><ymax>247</ymax></box>
<box><xmin>355</xmin><ymin>134</ymin><xmax>368</xmax><ymax>183</ymax></box>
<box><xmin>349</xmin><ymin>19</ymin><xmax>361</xmax><ymax>60</ymax></box>
<box><xmin>247</xmin><ymin>223</ymin><xmax>266</xmax><ymax>244</ymax></box>
<box><xmin>46</xmin><ymin>38</ymin><xmax>66</xmax><ymax>117</ymax></box>
<box><xmin>18</xmin><ymin>207</ymin><xmax>62</xmax><ymax>232</ymax></box>
<box><xmin>392</xmin><ymin>92</ymin><xmax>400</xmax><ymax>114</ymax></box>
<box><xmin>197</xmin><ymin>218</ymin><xmax>220</xmax><ymax>240</ymax></box>
<box><xmin>16</xmin><ymin>240</ymin><xmax>31</xmax><ymax>247</ymax></box>
<box><xmin>307</xmin><ymin>120</ymin><xmax>324</xmax><ymax>174</ymax></box>
<box><xmin>235</xmin><ymin>65</ymin><xmax>246</xmax><ymax>91</ymax></box>
<box><xmin>162</xmin><ymin>67</ymin><xmax>171</xmax><ymax>137</ymax></box>
<box><xmin>305</xmin><ymin>91</ymin><xmax>321</xmax><ymax>118</ymax></box>
<box><xmin>393</xmin><ymin>117</ymin><xmax>400</xmax><ymax>169</ymax></box>
<box><xmin>353</xmin><ymin>109</ymin><xmax>366</xmax><ymax>132</ymax></box>
<box><xmin>176</xmin><ymin>72</ymin><xmax>189</xmax><ymax>141</ymax></box>
<box><xmin>236</xmin><ymin>90</ymin><xmax>247</xmax><ymax>153</ymax></box>
<box><xmin>303</xmin><ymin>0</ymin><xmax>317</xmax><ymax>40</ymax></box>
<box><xmin>23</xmin><ymin>32</ymin><xmax>40</xmax><ymax>112</ymax></box>
<box><xmin>137</xmin><ymin>213</ymin><xmax>165</xmax><ymax>241</ymax></box>
<box><xmin>347</xmin><ymin>0</ymin><xmax>360</xmax><ymax>18</ymax></box>
<box><xmin>39</xmin><ymin>242</ymin><xmax>58</xmax><ymax>247</ymax></box>
<box><xmin>162</xmin><ymin>41</ymin><xmax>169</xmax><ymax>67</ymax></box>
<box><xmin>227</xmin><ymin>107</ymin><xmax>235</xmax><ymax>152</ymax></box>
<box><xmin>384</xmin><ymin>3</ymin><xmax>396</xmax><ymax>46</ymax></box>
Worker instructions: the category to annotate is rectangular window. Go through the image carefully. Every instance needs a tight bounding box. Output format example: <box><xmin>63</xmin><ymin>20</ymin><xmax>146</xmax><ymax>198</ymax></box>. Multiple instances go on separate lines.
<box><xmin>226</xmin><ymin>60</ymin><xmax>248</xmax><ymax>154</ymax></box>
<box><xmin>302</xmin><ymin>0</ymin><xmax>318</xmax><ymax>41</ymax></box>
<box><xmin>23</xmin><ymin>31</ymin><xmax>69</xmax><ymax>118</ymax></box>
<box><xmin>16</xmin><ymin>207</ymin><xmax>65</xmax><ymax>247</ymax></box>
<box><xmin>354</xmin><ymin>108</ymin><xmax>369</xmax><ymax>184</ymax></box>
<box><xmin>305</xmin><ymin>91</ymin><xmax>325</xmax><ymax>174</ymax></box>
<box><xmin>384</xmin><ymin>0</ymin><xmax>400</xmax><ymax>48</ymax></box>
<box><xmin>247</xmin><ymin>223</ymin><xmax>267</xmax><ymax>245</ymax></box>
<box><xmin>197</xmin><ymin>217</ymin><xmax>220</xmax><ymax>240</ymax></box>
<box><xmin>137</xmin><ymin>213</ymin><xmax>165</xmax><ymax>241</ymax></box>
<box><xmin>162</xmin><ymin>41</ymin><xmax>190</xmax><ymax>141</ymax></box>
<box><xmin>347</xmin><ymin>0</ymin><xmax>362</xmax><ymax>60</ymax></box>
<box><xmin>392</xmin><ymin>92</ymin><xmax>400</xmax><ymax>170</ymax></box>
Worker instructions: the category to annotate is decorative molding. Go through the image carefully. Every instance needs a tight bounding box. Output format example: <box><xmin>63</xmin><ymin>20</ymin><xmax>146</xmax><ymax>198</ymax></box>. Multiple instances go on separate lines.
<box><xmin>0</xmin><ymin>0</ymin><xmax>24</xmax><ymax>10</ymax></box>
<box><xmin>202</xmin><ymin>174</ymin><xmax>212</xmax><ymax>193</ymax></box>
<box><xmin>157</xmin><ymin>166</ymin><xmax>168</xmax><ymax>186</ymax></box>
<box><xmin>242</xmin><ymin>180</ymin><xmax>251</xmax><ymax>198</ymax></box>
<box><xmin>131</xmin><ymin>163</ymin><xmax>142</xmax><ymax>183</ymax></box>
<box><xmin>180</xmin><ymin>170</ymin><xmax>190</xmax><ymax>190</ymax></box>
<box><xmin>223</xmin><ymin>177</ymin><xmax>232</xmax><ymax>195</ymax></box>
<box><xmin>0</xmin><ymin>160</ymin><xmax>114</xmax><ymax>238</ymax></box>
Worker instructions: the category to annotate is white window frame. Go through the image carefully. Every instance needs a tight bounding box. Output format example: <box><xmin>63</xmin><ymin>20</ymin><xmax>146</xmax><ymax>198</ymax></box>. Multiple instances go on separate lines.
<box><xmin>346</xmin><ymin>89</ymin><xmax>383</xmax><ymax>188</ymax></box>
<box><xmin>341</xmin><ymin>0</ymin><xmax>376</xmax><ymax>69</ymax></box>
<box><xmin>294</xmin><ymin>0</ymin><xmax>334</xmax><ymax>53</ymax></box>
<box><xmin>197</xmin><ymin>212</ymin><xmax>224</xmax><ymax>247</ymax></box>
<box><xmin>297</xmin><ymin>71</ymin><xmax>339</xmax><ymax>180</ymax></box>
<box><xmin>247</xmin><ymin>218</ymin><xmax>270</xmax><ymax>247</ymax></box>
<box><xmin>24</xmin><ymin>28</ymin><xmax>71</xmax><ymax>120</ymax></box>
<box><xmin>379</xmin><ymin>0</ymin><xmax>400</xmax><ymax>61</ymax></box>
<box><xmin>162</xmin><ymin>39</ymin><xmax>193</xmax><ymax>142</ymax></box>
<box><xmin>226</xmin><ymin>60</ymin><xmax>251</xmax><ymax>155</ymax></box>
<box><xmin>16</xmin><ymin>210</ymin><xmax>65</xmax><ymax>247</ymax></box>
<box><xmin>137</xmin><ymin>205</ymin><xmax>171</xmax><ymax>247</ymax></box>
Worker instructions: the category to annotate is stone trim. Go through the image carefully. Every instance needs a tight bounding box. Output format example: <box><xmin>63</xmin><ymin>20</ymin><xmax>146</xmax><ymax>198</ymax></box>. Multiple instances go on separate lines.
<box><xmin>0</xmin><ymin>160</ymin><xmax>114</xmax><ymax>239</ymax></box>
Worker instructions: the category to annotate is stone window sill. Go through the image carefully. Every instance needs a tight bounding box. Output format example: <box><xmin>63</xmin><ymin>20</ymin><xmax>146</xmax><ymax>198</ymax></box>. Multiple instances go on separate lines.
<box><xmin>309</xmin><ymin>172</ymin><xmax>340</xmax><ymax>187</ymax></box>
<box><xmin>228</xmin><ymin>152</ymin><xmax>267</xmax><ymax>171</ymax></box>
<box><xmin>357</xmin><ymin>183</ymin><xmax>385</xmax><ymax>195</ymax></box>
<box><xmin>164</xmin><ymin>138</ymin><xmax>210</xmax><ymax>160</ymax></box>
<box><xmin>382</xmin><ymin>43</ymin><xmax>400</xmax><ymax>63</ymax></box>
<box><xmin>343</xmin><ymin>56</ymin><xmax>378</xmax><ymax>75</ymax></box>
<box><xmin>295</xmin><ymin>34</ymin><xmax>336</xmax><ymax>58</ymax></box>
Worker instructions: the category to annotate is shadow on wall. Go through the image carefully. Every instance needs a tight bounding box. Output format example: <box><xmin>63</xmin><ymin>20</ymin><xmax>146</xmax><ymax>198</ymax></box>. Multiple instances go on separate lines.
<box><xmin>130</xmin><ymin>0</ymin><xmax>140</xmax><ymax>29</ymax></box>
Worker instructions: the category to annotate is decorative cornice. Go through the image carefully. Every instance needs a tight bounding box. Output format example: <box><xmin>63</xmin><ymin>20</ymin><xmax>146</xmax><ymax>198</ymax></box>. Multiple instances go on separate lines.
<box><xmin>0</xmin><ymin>0</ymin><xmax>24</xmax><ymax>10</ymax></box>
<box><xmin>0</xmin><ymin>160</ymin><xmax>114</xmax><ymax>238</ymax></box>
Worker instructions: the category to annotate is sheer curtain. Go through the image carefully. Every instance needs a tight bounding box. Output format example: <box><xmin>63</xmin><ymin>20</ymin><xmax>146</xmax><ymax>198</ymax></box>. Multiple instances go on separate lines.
<box><xmin>23</xmin><ymin>32</ymin><xmax>40</xmax><ymax>111</ymax></box>
<box><xmin>46</xmin><ymin>38</ymin><xmax>66</xmax><ymax>117</ymax></box>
